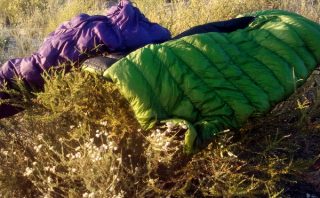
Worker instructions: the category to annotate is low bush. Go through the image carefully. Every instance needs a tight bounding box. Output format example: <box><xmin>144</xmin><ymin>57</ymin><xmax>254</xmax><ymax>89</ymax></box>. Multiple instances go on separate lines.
<box><xmin>0</xmin><ymin>0</ymin><xmax>320</xmax><ymax>197</ymax></box>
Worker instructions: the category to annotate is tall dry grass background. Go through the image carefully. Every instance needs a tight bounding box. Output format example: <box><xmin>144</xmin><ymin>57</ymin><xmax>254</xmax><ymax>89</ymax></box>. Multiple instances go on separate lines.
<box><xmin>0</xmin><ymin>0</ymin><xmax>320</xmax><ymax>197</ymax></box>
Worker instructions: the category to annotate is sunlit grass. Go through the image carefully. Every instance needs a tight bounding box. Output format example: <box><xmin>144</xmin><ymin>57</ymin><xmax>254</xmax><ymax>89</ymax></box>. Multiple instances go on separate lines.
<box><xmin>0</xmin><ymin>0</ymin><xmax>320</xmax><ymax>197</ymax></box>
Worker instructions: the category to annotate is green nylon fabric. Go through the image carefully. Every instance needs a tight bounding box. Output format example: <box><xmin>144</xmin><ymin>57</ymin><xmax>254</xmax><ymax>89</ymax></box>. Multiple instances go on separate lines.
<box><xmin>103</xmin><ymin>10</ymin><xmax>320</xmax><ymax>153</ymax></box>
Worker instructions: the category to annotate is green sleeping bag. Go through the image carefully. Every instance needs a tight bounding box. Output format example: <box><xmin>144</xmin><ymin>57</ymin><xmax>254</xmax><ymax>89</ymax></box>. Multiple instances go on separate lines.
<box><xmin>102</xmin><ymin>10</ymin><xmax>320</xmax><ymax>153</ymax></box>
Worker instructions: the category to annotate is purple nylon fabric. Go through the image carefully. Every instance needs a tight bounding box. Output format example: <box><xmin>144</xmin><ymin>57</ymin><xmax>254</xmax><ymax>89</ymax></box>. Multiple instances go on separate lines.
<box><xmin>0</xmin><ymin>0</ymin><xmax>171</xmax><ymax>119</ymax></box>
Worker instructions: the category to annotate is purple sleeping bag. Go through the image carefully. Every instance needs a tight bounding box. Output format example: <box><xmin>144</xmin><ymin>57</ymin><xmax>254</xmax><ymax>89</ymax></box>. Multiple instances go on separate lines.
<box><xmin>0</xmin><ymin>0</ymin><xmax>171</xmax><ymax>119</ymax></box>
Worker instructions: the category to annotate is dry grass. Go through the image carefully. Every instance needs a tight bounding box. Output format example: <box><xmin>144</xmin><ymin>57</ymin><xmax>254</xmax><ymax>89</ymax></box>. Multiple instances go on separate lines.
<box><xmin>0</xmin><ymin>0</ymin><xmax>320</xmax><ymax>197</ymax></box>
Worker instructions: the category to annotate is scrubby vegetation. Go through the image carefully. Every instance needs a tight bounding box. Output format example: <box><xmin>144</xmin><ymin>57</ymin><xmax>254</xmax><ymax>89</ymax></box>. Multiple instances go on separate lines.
<box><xmin>0</xmin><ymin>0</ymin><xmax>320</xmax><ymax>197</ymax></box>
